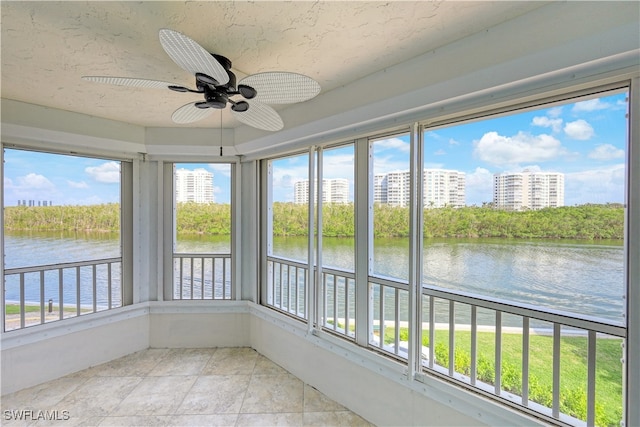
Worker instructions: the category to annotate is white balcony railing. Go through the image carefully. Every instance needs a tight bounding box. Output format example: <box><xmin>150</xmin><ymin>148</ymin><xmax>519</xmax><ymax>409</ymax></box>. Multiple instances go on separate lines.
<box><xmin>3</xmin><ymin>257</ymin><xmax>122</xmax><ymax>331</ymax></box>
<box><xmin>173</xmin><ymin>253</ymin><xmax>232</xmax><ymax>300</ymax></box>
<box><xmin>266</xmin><ymin>255</ymin><xmax>307</xmax><ymax>318</ymax></box>
<box><xmin>322</xmin><ymin>266</ymin><xmax>356</xmax><ymax>339</ymax></box>
<box><xmin>264</xmin><ymin>255</ymin><xmax>626</xmax><ymax>426</ymax></box>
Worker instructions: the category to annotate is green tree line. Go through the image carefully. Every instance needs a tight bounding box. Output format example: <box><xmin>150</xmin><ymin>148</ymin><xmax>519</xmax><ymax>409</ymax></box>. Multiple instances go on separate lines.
<box><xmin>273</xmin><ymin>202</ymin><xmax>624</xmax><ymax>240</ymax></box>
<box><xmin>4</xmin><ymin>202</ymin><xmax>624</xmax><ymax>240</ymax></box>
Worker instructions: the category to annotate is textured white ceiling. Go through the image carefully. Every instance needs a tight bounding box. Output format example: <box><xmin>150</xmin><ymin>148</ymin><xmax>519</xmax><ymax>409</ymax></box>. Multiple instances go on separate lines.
<box><xmin>1</xmin><ymin>1</ymin><xmax>546</xmax><ymax>130</ymax></box>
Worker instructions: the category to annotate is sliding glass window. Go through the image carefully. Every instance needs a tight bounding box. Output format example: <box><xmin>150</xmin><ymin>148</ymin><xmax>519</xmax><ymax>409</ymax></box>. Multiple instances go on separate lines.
<box><xmin>419</xmin><ymin>89</ymin><xmax>628</xmax><ymax>427</ymax></box>
<box><xmin>172</xmin><ymin>163</ymin><xmax>232</xmax><ymax>300</ymax></box>
<box><xmin>2</xmin><ymin>148</ymin><xmax>127</xmax><ymax>330</ymax></box>
<box><xmin>368</xmin><ymin>132</ymin><xmax>412</xmax><ymax>358</ymax></box>
<box><xmin>264</xmin><ymin>153</ymin><xmax>310</xmax><ymax>318</ymax></box>
<box><xmin>318</xmin><ymin>144</ymin><xmax>355</xmax><ymax>339</ymax></box>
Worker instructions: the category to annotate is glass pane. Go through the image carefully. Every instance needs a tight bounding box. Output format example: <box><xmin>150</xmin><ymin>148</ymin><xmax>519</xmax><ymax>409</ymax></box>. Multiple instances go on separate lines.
<box><xmin>174</xmin><ymin>163</ymin><xmax>231</xmax><ymax>253</ymax></box>
<box><xmin>371</xmin><ymin>133</ymin><xmax>411</xmax><ymax>281</ymax></box>
<box><xmin>320</xmin><ymin>144</ymin><xmax>355</xmax><ymax>270</ymax></box>
<box><xmin>3</xmin><ymin>148</ymin><xmax>122</xmax><ymax>329</ymax></box>
<box><xmin>269</xmin><ymin>153</ymin><xmax>310</xmax><ymax>261</ymax></box>
<box><xmin>422</xmin><ymin>91</ymin><xmax>628</xmax><ymax>324</ymax></box>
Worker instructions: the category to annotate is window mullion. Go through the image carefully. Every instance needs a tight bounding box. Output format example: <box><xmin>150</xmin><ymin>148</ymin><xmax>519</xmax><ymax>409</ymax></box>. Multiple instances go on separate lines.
<box><xmin>307</xmin><ymin>146</ymin><xmax>317</xmax><ymax>332</ymax></box>
<box><xmin>408</xmin><ymin>122</ymin><xmax>424</xmax><ymax>377</ymax></box>
<box><xmin>355</xmin><ymin>137</ymin><xmax>371</xmax><ymax>347</ymax></box>
<box><xmin>315</xmin><ymin>147</ymin><xmax>324</xmax><ymax>330</ymax></box>
<box><xmin>625</xmin><ymin>76</ymin><xmax>640</xmax><ymax>427</ymax></box>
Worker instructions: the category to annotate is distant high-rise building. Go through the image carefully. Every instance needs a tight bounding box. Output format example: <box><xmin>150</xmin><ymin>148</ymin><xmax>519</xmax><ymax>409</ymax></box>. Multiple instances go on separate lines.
<box><xmin>175</xmin><ymin>168</ymin><xmax>214</xmax><ymax>203</ymax></box>
<box><xmin>424</xmin><ymin>169</ymin><xmax>466</xmax><ymax>208</ymax></box>
<box><xmin>293</xmin><ymin>178</ymin><xmax>350</xmax><ymax>204</ymax></box>
<box><xmin>373</xmin><ymin>174</ymin><xmax>388</xmax><ymax>204</ymax></box>
<box><xmin>493</xmin><ymin>170</ymin><xmax>564</xmax><ymax>211</ymax></box>
<box><xmin>373</xmin><ymin>169</ymin><xmax>466</xmax><ymax>208</ymax></box>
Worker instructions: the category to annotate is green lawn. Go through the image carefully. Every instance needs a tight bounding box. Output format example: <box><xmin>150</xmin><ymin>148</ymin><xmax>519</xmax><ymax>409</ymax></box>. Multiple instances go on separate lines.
<box><xmin>5</xmin><ymin>304</ymin><xmax>42</xmax><ymax>315</ymax></box>
<box><xmin>374</xmin><ymin>327</ymin><xmax>623</xmax><ymax>427</ymax></box>
<box><xmin>5</xmin><ymin>303</ymin><xmax>85</xmax><ymax>315</ymax></box>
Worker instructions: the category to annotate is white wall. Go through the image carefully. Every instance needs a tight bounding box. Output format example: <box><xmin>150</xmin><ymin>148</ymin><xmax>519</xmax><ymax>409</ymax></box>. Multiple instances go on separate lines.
<box><xmin>248</xmin><ymin>304</ymin><xmax>542</xmax><ymax>427</ymax></box>
<box><xmin>148</xmin><ymin>301</ymin><xmax>251</xmax><ymax>348</ymax></box>
<box><xmin>1</xmin><ymin>302</ymin><xmax>543</xmax><ymax>426</ymax></box>
<box><xmin>0</xmin><ymin>305</ymin><xmax>149</xmax><ymax>395</ymax></box>
<box><xmin>0</xmin><ymin>302</ymin><xmax>251</xmax><ymax>395</ymax></box>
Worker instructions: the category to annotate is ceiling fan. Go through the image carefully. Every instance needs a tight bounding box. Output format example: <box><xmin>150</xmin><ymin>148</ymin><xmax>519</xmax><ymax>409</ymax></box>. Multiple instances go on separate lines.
<box><xmin>83</xmin><ymin>29</ymin><xmax>321</xmax><ymax>131</ymax></box>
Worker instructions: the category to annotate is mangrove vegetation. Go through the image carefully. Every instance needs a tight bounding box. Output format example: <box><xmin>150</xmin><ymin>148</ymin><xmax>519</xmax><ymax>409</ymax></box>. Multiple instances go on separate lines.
<box><xmin>4</xmin><ymin>202</ymin><xmax>624</xmax><ymax>240</ymax></box>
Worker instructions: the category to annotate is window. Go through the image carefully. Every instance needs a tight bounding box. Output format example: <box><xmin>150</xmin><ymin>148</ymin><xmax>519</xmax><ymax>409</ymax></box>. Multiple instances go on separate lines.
<box><xmin>172</xmin><ymin>163</ymin><xmax>233</xmax><ymax>300</ymax></box>
<box><xmin>263</xmin><ymin>153</ymin><xmax>310</xmax><ymax>318</ymax></box>
<box><xmin>260</xmin><ymin>85</ymin><xmax>631</xmax><ymax>427</ymax></box>
<box><xmin>318</xmin><ymin>144</ymin><xmax>355</xmax><ymax>338</ymax></box>
<box><xmin>369</xmin><ymin>133</ymin><xmax>412</xmax><ymax>357</ymax></box>
<box><xmin>2</xmin><ymin>148</ymin><xmax>129</xmax><ymax>330</ymax></box>
<box><xmin>419</xmin><ymin>89</ymin><xmax>628</xmax><ymax>426</ymax></box>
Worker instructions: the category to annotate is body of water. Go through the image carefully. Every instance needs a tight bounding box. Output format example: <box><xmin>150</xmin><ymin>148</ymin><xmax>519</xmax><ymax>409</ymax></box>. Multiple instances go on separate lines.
<box><xmin>273</xmin><ymin>236</ymin><xmax>626</xmax><ymax>324</ymax></box>
<box><xmin>4</xmin><ymin>232</ymin><xmax>625</xmax><ymax>324</ymax></box>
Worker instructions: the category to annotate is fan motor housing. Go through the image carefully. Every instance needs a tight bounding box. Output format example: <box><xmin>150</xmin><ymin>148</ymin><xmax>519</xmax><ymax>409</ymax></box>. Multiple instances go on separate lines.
<box><xmin>202</xmin><ymin>90</ymin><xmax>228</xmax><ymax>109</ymax></box>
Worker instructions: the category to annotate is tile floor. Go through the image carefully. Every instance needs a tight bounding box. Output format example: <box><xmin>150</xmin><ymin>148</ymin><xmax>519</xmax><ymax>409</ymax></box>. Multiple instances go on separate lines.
<box><xmin>1</xmin><ymin>348</ymin><xmax>374</xmax><ymax>426</ymax></box>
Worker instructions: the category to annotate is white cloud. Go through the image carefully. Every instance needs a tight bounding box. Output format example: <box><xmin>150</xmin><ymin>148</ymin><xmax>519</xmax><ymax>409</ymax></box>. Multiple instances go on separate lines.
<box><xmin>424</xmin><ymin>131</ymin><xmax>443</xmax><ymax>141</ymax></box>
<box><xmin>67</xmin><ymin>180</ymin><xmax>89</xmax><ymax>189</ymax></box>
<box><xmin>465</xmin><ymin>167</ymin><xmax>493</xmax><ymax>205</ymax></box>
<box><xmin>424</xmin><ymin>162</ymin><xmax>445</xmax><ymax>170</ymax></box>
<box><xmin>616</xmin><ymin>99</ymin><xmax>628</xmax><ymax>108</ymax></box>
<box><xmin>532</xmin><ymin>116</ymin><xmax>563</xmax><ymax>133</ymax></box>
<box><xmin>3</xmin><ymin>173</ymin><xmax>58</xmax><ymax>204</ymax></box>
<box><xmin>564</xmin><ymin>119</ymin><xmax>594</xmax><ymax>140</ymax></box>
<box><xmin>547</xmin><ymin>106</ymin><xmax>563</xmax><ymax>118</ymax></box>
<box><xmin>17</xmin><ymin>173</ymin><xmax>55</xmax><ymax>190</ymax></box>
<box><xmin>516</xmin><ymin>165</ymin><xmax>543</xmax><ymax>173</ymax></box>
<box><xmin>588</xmin><ymin>144</ymin><xmax>625</xmax><ymax>161</ymax></box>
<box><xmin>565</xmin><ymin>164</ymin><xmax>625</xmax><ymax>205</ymax></box>
<box><xmin>572</xmin><ymin>98</ymin><xmax>610</xmax><ymax>112</ymax></box>
<box><xmin>373</xmin><ymin>137</ymin><xmax>410</xmax><ymax>153</ymax></box>
<box><xmin>473</xmin><ymin>131</ymin><xmax>565</xmax><ymax>167</ymax></box>
<box><xmin>208</xmin><ymin>163</ymin><xmax>231</xmax><ymax>177</ymax></box>
<box><xmin>322</xmin><ymin>153</ymin><xmax>355</xmax><ymax>179</ymax></box>
<box><xmin>433</xmin><ymin>149</ymin><xmax>446</xmax><ymax>156</ymax></box>
<box><xmin>373</xmin><ymin>155</ymin><xmax>411</xmax><ymax>175</ymax></box>
<box><xmin>85</xmin><ymin>161</ymin><xmax>120</xmax><ymax>183</ymax></box>
<box><xmin>448</xmin><ymin>138</ymin><xmax>460</xmax><ymax>146</ymax></box>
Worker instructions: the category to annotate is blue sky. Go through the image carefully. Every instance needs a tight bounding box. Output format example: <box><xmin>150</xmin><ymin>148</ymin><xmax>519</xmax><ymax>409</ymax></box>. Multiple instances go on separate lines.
<box><xmin>2</xmin><ymin>154</ymin><xmax>232</xmax><ymax>205</ymax></box>
<box><xmin>3</xmin><ymin>91</ymin><xmax>628</xmax><ymax>207</ymax></box>
<box><xmin>272</xmin><ymin>91</ymin><xmax>628</xmax><ymax>205</ymax></box>
<box><xmin>4</xmin><ymin>151</ymin><xmax>122</xmax><ymax>206</ymax></box>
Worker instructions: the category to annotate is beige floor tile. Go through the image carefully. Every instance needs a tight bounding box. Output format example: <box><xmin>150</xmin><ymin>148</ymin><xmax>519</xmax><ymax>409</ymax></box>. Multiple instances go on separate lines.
<box><xmin>57</xmin><ymin>376</ymin><xmax>143</xmax><ymax>417</ymax></box>
<box><xmin>1</xmin><ymin>376</ymin><xmax>88</xmax><ymax>410</ymax></box>
<box><xmin>93</xmin><ymin>349</ymin><xmax>169</xmax><ymax>377</ymax></box>
<box><xmin>2</xmin><ymin>348</ymin><xmax>375</xmax><ymax>426</ymax></box>
<box><xmin>97</xmin><ymin>415</ymin><xmax>169</xmax><ymax>426</ymax></box>
<box><xmin>111</xmin><ymin>376</ymin><xmax>197</xmax><ymax>416</ymax></box>
<box><xmin>30</xmin><ymin>415</ymin><xmax>104</xmax><ymax>427</ymax></box>
<box><xmin>253</xmin><ymin>355</ymin><xmax>289</xmax><ymax>376</ymax></box>
<box><xmin>148</xmin><ymin>348</ymin><xmax>216</xmax><ymax>377</ymax></box>
<box><xmin>166</xmin><ymin>413</ymin><xmax>238</xmax><ymax>426</ymax></box>
<box><xmin>176</xmin><ymin>375</ymin><xmax>250</xmax><ymax>414</ymax></box>
<box><xmin>303</xmin><ymin>410</ymin><xmax>373</xmax><ymax>426</ymax></box>
<box><xmin>236</xmin><ymin>412</ymin><xmax>303</xmax><ymax>426</ymax></box>
<box><xmin>201</xmin><ymin>347</ymin><xmax>258</xmax><ymax>375</ymax></box>
<box><xmin>303</xmin><ymin>385</ymin><xmax>346</xmax><ymax>412</ymax></box>
<box><xmin>240</xmin><ymin>374</ymin><xmax>304</xmax><ymax>414</ymax></box>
